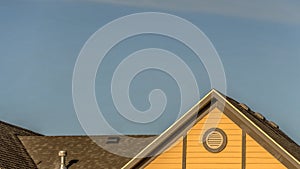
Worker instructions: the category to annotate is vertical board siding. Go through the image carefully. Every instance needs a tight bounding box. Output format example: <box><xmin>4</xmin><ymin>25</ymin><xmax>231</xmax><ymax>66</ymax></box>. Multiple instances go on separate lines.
<box><xmin>144</xmin><ymin>137</ymin><xmax>183</xmax><ymax>169</ymax></box>
<box><xmin>186</xmin><ymin>108</ymin><xmax>242</xmax><ymax>169</ymax></box>
<box><xmin>246</xmin><ymin>134</ymin><xmax>286</xmax><ymax>169</ymax></box>
<box><xmin>242</xmin><ymin>131</ymin><xmax>246</xmax><ymax>169</ymax></box>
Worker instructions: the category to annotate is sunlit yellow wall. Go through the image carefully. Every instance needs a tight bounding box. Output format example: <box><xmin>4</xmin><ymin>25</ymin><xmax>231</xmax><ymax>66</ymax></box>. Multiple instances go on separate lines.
<box><xmin>144</xmin><ymin>138</ymin><xmax>183</xmax><ymax>169</ymax></box>
<box><xmin>246</xmin><ymin>134</ymin><xmax>286</xmax><ymax>169</ymax></box>
<box><xmin>186</xmin><ymin>108</ymin><xmax>242</xmax><ymax>169</ymax></box>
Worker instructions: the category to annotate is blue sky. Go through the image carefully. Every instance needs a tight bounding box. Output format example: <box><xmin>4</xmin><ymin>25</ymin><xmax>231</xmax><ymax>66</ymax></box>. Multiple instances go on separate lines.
<box><xmin>0</xmin><ymin>1</ymin><xmax>299</xmax><ymax>143</ymax></box>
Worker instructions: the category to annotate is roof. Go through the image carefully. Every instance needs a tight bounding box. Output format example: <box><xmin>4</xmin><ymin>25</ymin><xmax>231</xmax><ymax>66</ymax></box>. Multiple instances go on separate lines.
<box><xmin>226</xmin><ymin>96</ymin><xmax>300</xmax><ymax>161</ymax></box>
<box><xmin>1</xmin><ymin>89</ymin><xmax>299</xmax><ymax>168</ymax></box>
<box><xmin>19</xmin><ymin>135</ymin><xmax>156</xmax><ymax>169</ymax></box>
<box><xmin>0</xmin><ymin>120</ymin><xmax>41</xmax><ymax>169</ymax></box>
<box><xmin>123</xmin><ymin>89</ymin><xmax>300</xmax><ymax>168</ymax></box>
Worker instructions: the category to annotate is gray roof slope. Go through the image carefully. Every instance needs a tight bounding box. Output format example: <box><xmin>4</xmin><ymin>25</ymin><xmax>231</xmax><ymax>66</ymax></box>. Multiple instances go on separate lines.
<box><xmin>226</xmin><ymin>96</ymin><xmax>300</xmax><ymax>161</ymax></box>
<box><xmin>19</xmin><ymin>135</ymin><xmax>156</xmax><ymax>169</ymax></box>
<box><xmin>0</xmin><ymin>120</ymin><xmax>41</xmax><ymax>169</ymax></box>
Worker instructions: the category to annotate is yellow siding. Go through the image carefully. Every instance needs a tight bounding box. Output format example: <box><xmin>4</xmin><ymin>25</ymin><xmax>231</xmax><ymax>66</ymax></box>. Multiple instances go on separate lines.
<box><xmin>186</xmin><ymin>108</ymin><xmax>242</xmax><ymax>169</ymax></box>
<box><xmin>144</xmin><ymin>107</ymin><xmax>287</xmax><ymax>169</ymax></box>
<box><xmin>144</xmin><ymin>137</ymin><xmax>183</xmax><ymax>169</ymax></box>
<box><xmin>246</xmin><ymin>134</ymin><xmax>286</xmax><ymax>169</ymax></box>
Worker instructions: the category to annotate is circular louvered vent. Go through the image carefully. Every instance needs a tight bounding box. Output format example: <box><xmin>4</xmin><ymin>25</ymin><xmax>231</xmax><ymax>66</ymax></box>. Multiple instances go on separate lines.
<box><xmin>203</xmin><ymin>128</ymin><xmax>227</xmax><ymax>153</ymax></box>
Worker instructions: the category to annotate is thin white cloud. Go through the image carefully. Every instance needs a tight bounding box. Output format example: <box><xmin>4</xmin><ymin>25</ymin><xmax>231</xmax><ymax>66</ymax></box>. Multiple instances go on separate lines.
<box><xmin>87</xmin><ymin>0</ymin><xmax>300</xmax><ymax>25</ymax></box>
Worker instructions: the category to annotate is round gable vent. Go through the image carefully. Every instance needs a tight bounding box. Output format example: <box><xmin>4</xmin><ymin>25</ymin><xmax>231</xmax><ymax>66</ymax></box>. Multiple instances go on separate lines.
<box><xmin>203</xmin><ymin>128</ymin><xmax>227</xmax><ymax>153</ymax></box>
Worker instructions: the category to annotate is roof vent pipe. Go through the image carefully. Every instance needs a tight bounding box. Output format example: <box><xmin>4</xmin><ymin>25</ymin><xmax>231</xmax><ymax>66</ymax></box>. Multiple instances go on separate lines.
<box><xmin>58</xmin><ymin>150</ymin><xmax>67</xmax><ymax>169</ymax></box>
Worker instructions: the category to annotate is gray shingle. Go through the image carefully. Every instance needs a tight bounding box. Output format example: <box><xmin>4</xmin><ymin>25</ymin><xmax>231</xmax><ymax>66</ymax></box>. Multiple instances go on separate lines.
<box><xmin>0</xmin><ymin>121</ymin><xmax>41</xmax><ymax>169</ymax></box>
<box><xmin>226</xmin><ymin>96</ymin><xmax>300</xmax><ymax>161</ymax></box>
<box><xmin>19</xmin><ymin>135</ymin><xmax>156</xmax><ymax>169</ymax></box>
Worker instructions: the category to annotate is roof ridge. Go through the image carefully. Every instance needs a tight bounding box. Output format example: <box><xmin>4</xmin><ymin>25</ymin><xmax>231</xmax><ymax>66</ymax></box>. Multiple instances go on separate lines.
<box><xmin>224</xmin><ymin>96</ymin><xmax>299</xmax><ymax>146</ymax></box>
<box><xmin>0</xmin><ymin>120</ymin><xmax>42</xmax><ymax>136</ymax></box>
<box><xmin>0</xmin><ymin>120</ymin><xmax>41</xmax><ymax>168</ymax></box>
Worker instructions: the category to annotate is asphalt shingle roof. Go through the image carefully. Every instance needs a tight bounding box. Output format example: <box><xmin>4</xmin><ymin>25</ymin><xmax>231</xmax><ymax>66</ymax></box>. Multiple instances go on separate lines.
<box><xmin>226</xmin><ymin>96</ymin><xmax>300</xmax><ymax>161</ymax></box>
<box><xmin>0</xmin><ymin>121</ymin><xmax>41</xmax><ymax>169</ymax></box>
<box><xmin>19</xmin><ymin>135</ymin><xmax>156</xmax><ymax>169</ymax></box>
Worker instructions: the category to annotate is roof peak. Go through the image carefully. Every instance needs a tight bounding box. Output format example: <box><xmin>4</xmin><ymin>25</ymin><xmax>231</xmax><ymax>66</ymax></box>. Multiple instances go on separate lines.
<box><xmin>122</xmin><ymin>90</ymin><xmax>300</xmax><ymax>168</ymax></box>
